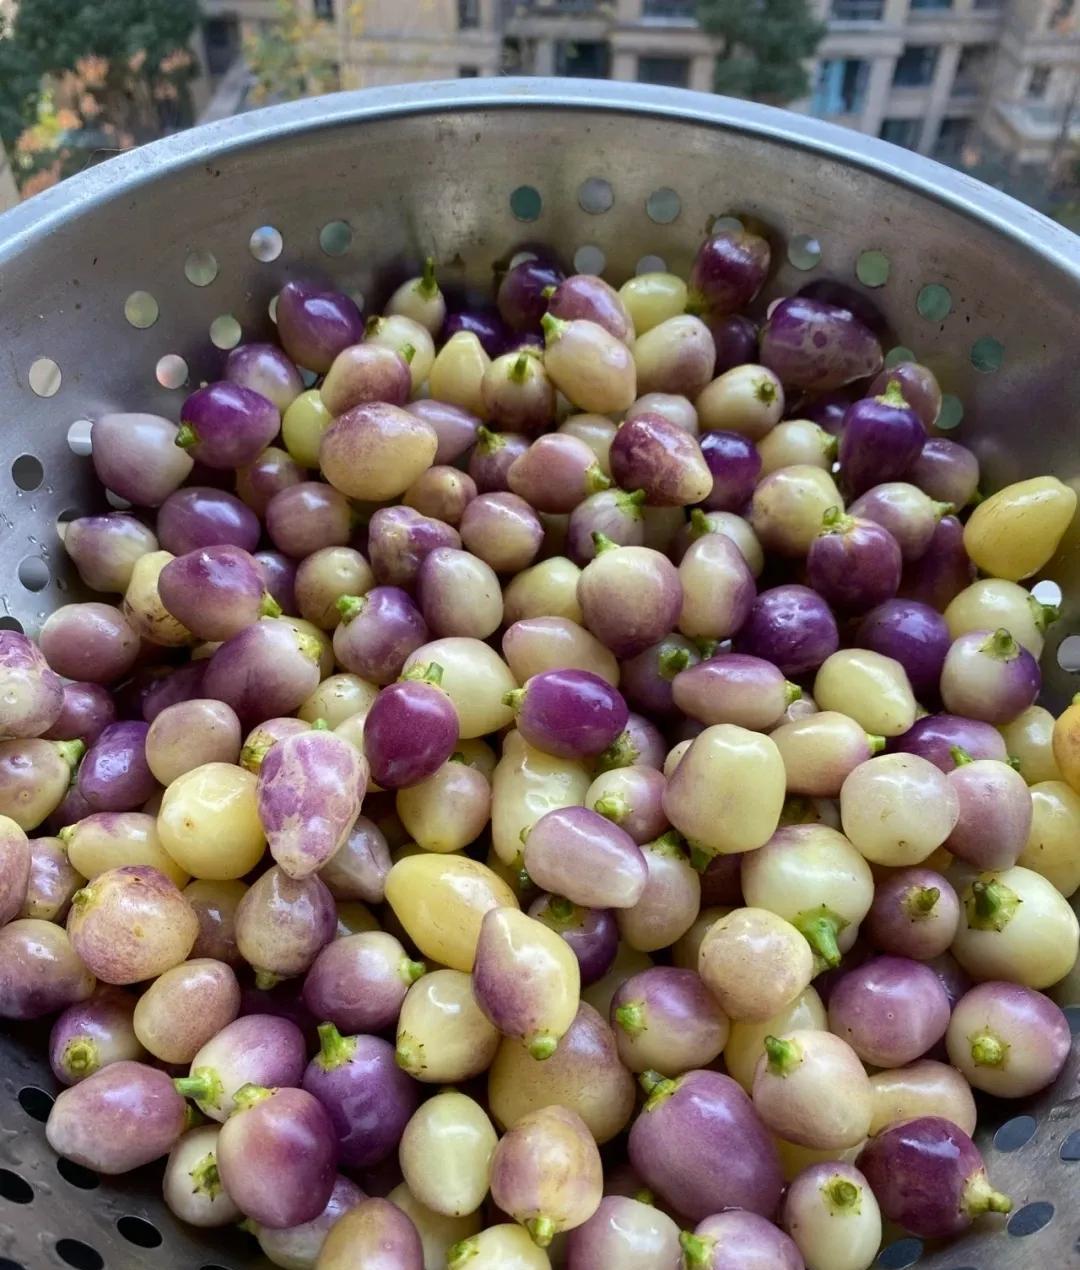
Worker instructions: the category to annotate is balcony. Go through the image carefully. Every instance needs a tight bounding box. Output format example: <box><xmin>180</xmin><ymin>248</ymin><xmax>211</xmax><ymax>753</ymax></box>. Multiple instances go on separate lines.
<box><xmin>830</xmin><ymin>0</ymin><xmax>884</xmax><ymax>20</ymax></box>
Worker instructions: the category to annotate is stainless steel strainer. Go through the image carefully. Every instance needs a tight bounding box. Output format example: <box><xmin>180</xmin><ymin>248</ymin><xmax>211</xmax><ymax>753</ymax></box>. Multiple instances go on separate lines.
<box><xmin>0</xmin><ymin>78</ymin><xmax>1078</xmax><ymax>1270</ymax></box>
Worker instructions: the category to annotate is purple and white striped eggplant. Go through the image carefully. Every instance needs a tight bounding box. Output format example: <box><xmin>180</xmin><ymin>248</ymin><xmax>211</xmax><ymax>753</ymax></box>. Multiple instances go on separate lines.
<box><xmin>505</xmin><ymin>669</ymin><xmax>628</xmax><ymax>761</ymax></box>
<box><xmin>524</xmin><ymin>806</ymin><xmax>646</xmax><ymax>909</ymax></box>
<box><xmin>0</xmin><ymin>630</ymin><xmax>64</xmax><ymax>740</ymax></box>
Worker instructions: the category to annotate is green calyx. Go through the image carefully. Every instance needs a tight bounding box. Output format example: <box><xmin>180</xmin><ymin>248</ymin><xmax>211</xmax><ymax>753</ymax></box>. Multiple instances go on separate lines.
<box><xmin>634</xmin><ymin>1187</ymin><xmax>655</xmax><ymax>1206</ymax></box>
<box><xmin>819</xmin><ymin>505</ymin><xmax>854</xmax><ymax>536</ymax></box>
<box><xmin>822</xmin><ymin>1176</ymin><xmax>861</xmax><ymax>1215</ymax></box>
<box><xmin>417</xmin><ymin>256</ymin><xmax>439</xmax><ymax>300</ymax></box>
<box><xmin>591</xmin><ymin>530</ymin><xmax>619</xmax><ymax>556</ymax></box>
<box><xmin>446</xmin><ymin>1235</ymin><xmax>479</xmax><ymax>1267</ymax></box>
<box><xmin>903</xmin><ymin>885</ymin><xmax>941</xmax><ymax>919</ymax></box>
<box><xmin>365</xmin><ymin>315</ymin><xmax>385</xmax><ymax>337</ymax></box>
<box><xmin>950</xmin><ymin>745</ymin><xmax>973</xmax><ymax>767</ymax></box>
<box><xmin>517</xmin><ymin>865</ymin><xmax>533</xmax><ymax>893</ymax></box>
<box><xmin>189</xmin><ymin>1151</ymin><xmax>224</xmax><ymax>1199</ymax></box>
<box><xmin>932</xmin><ymin>499</ymin><xmax>955</xmax><ymax>521</ymax></box>
<box><xmin>780</xmin><ymin>796</ymin><xmax>816</xmax><ymax>827</ymax></box>
<box><xmin>617</xmin><ymin>488</ymin><xmax>649</xmax><ymax>519</ymax></box>
<box><xmin>502</xmin><ymin>687</ymin><xmax>526</xmax><ymax>713</ymax></box>
<box><xmin>395</xmin><ymin>1032</ymin><xmax>425</xmax><ymax>1075</ymax></box>
<box><xmin>867</xmin><ymin>733</ymin><xmax>886</xmax><ymax>755</ymax></box>
<box><xmin>174</xmin><ymin>423</ymin><xmax>197</xmax><ymax>450</ymax></box>
<box><xmin>311</xmin><ymin>717</ymin><xmax>330</xmax><ymax>731</ymax></box>
<box><xmin>648</xmin><ymin>830</ymin><xmax>687</xmax><ymax>861</ymax></box>
<box><xmin>253</xmin><ymin>969</ymin><xmax>283</xmax><ymax>990</ymax></box>
<box><xmin>540</xmin><ymin>284</ymin><xmax>557</xmax><ymax>300</ymax></box>
<box><xmin>1006</xmin><ymin>754</ymin><xmax>1022</xmax><ymax>771</ymax></box>
<box><xmin>58</xmin><ymin>824</ymin><xmax>76</xmax><ymax>845</ymax></box>
<box><xmin>694</xmin><ymin>637</ymin><xmax>720</xmax><ymax>661</ymax></box>
<box><xmin>614</xmin><ymin>1001</ymin><xmax>647</xmax><ymax>1037</ymax></box>
<box><xmin>174</xmin><ymin>1066</ymin><xmax>224</xmax><ymax>1109</ymax></box>
<box><xmin>970</xmin><ymin>1031</ymin><xmax>1008</xmax><ymax>1068</ymax></box>
<box><xmin>688</xmin><ymin>843</ymin><xmax>715</xmax><ymax>874</ymax></box>
<box><xmin>400</xmin><ymin>957</ymin><xmax>427</xmax><ymax>986</ymax></box>
<box><xmin>763</xmin><ymin>1033</ymin><xmax>803</xmax><ymax>1077</ymax></box>
<box><xmin>231</xmin><ymin>1083</ymin><xmax>274</xmax><ymax>1113</ymax></box>
<box><xmin>526</xmin><ymin>1215</ymin><xmax>557</xmax><ymax>1247</ymax></box>
<box><xmin>509</xmin><ymin>352</ymin><xmax>531</xmax><ymax>384</ymax></box>
<box><xmin>294</xmin><ymin>630</ymin><xmax>324</xmax><ymax>667</ymax></box>
<box><xmin>783</xmin><ymin>681</ymin><xmax>803</xmax><ymax>706</ymax></box>
<box><xmin>400</xmin><ymin>343</ymin><xmax>416</xmax><ymax>366</ymax></box>
<box><xmin>658</xmin><ymin>645</ymin><xmax>691</xmax><ymax>680</ymax></box>
<box><xmin>542</xmin><ymin>896</ymin><xmax>579</xmax><ymax>929</ymax></box>
<box><xmin>754</xmin><ymin>376</ymin><xmax>778</xmax><ymax>405</ymax></box>
<box><xmin>475</xmin><ymin>425</ymin><xmax>502</xmax><ymax>455</ymax></box>
<box><xmin>540</xmin><ymin>312</ymin><xmax>568</xmax><ymax>346</ymax></box>
<box><xmin>62</xmin><ymin>1038</ymin><xmax>100</xmax><ymax>1080</ymax></box>
<box><xmin>315</xmin><ymin>1021</ymin><xmax>358</xmax><ymax>1072</ymax></box>
<box><xmin>822</xmin><ymin>431</ymin><xmax>840</xmax><ymax>462</ymax></box>
<box><xmin>878</xmin><ymin>380</ymin><xmax>909</xmax><ymax>409</ymax></box>
<box><xmin>793</xmin><ymin>906</ymin><xmax>848</xmax><ymax>968</ymax></box>
<box><xmin>593</xmin><ymin>792</ymin><xmax>630</xmax><ymax>824</ymax></box>
<box><xmin>336</xmin><ymin>593</ymin><xmax>367</xmax><ymax>624</ymax></box>
<box><xmin>639</xmin><ymin>1068</ymin><xmax>677</xmax><ymax>1110</ymax></box>
<box><xmin>979</xmin><ymin>627</ymin><xmax>1020</xmax><ymax>662</ymax></box>
<box><xmin>527</xmin><ymin>1033</ymin><xmax>558</xmax><ymax>1061</ymax></box>
<box><xmin>688</xmin><ymin>508</ymin><xmax>713</xmax><ymax>540</ymax></box>
<box><xmin>401</xmin><ymin>661</ymin><xmax>444</xmax><ymax>687</ymax></box>
<box><xmin>259</xmin><ymin>592</ymin><xmax>282</xmax><ymax>619</ymax></box>
<box><xmin>596</xmin><ymin>730</ymin><xmax>637</xmax><ymax>772</ymax></box>
<box><xmin>962</xmin><ymin>1172</ymin><xmax>1012</xmax><ymax>1220</ymax></box>
<box><xmin>966</xmin><ymin>878</ymin><xmax>1021</xmax><ymax>932</ymax></box>
<box><xmin>585</xmin><ymin>464</ymin><xmax>614</xmax><ymax>495</ymax></box>
<box><xmin>54</xmin><ymin>739</ymin><xmax>86</xmax><ymax>773</ymax></box>
<box><xmin>1030</xmin><ymin>594</ymin><xmax>1060</xmax><ymax>633</ymax></box>
<box><xmin>239</xmin><ymin>741</ymin><xmax>269</xmax><ymax>772</ymax></box>
<box><xmin>679</xmin><ymin>1232</ymin><xmax>714</xmax><ymax>1270</ymax></box>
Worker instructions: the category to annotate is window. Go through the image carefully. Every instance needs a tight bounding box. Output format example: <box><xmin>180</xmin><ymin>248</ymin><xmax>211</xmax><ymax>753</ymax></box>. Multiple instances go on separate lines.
<box><xmin>637</xmin><ymin>55</ymin><xmax>691</xmax><ymax>86</ymax></box>
<box><xmin>812</xmin><ymin>59</ymin><xmax>870</xmax><ymax>115</ymax></box>
<box><xmin>893</xmin><ymin>45</ymin><xmax>938</xmax><ymax>86</ymax></box>
<box><xmin>953</xmin><ymin>44</ymin><xmax>991</xmax><ymax>95</ymax></box>
<box><xmin>642</xmin><ymin>0</ymin><xmax>698</xmax><ymax>18</ymax></box>
<box><xmin>203</xmin><ymin>17</ymin><xmax>240</xmax><ymax>76</ymax></box>
<box><xmin>880</xmin><ymin>117</ymin><xmax>922</xmax><ymax>147</ymax></box>
<box><xmin>1050</xmin><ymin>0</ymin><xmax>1074</xmax><ymax>27</ymax></box>
<box><xmin>934</xmin><ymin>116</ymin><xmax>972</xmax><ymax>158</ymax></box>
<box><xmin>458</xmin><ymin>0</ymin><xmax>479</xmax><ymax>28</ymax></box>
<box><xmin>558</xmin><ymin>40</ymin><xmax>611</xmax><ymax>77</ymax></box>
<box><xmin>830</xmin><ymin>0</ymin><xmax>884</xmax><ymax>18</ymax></box>
<box><xmin>910</xmin><ymin>0</ymin><xmax>952</xmax><ymax>9</ymax></box>
<box><xmin>1028</xmin><ymin>65</ymin><xmax>1051</xmax><ymax>98</ymax></box>
<box><xmin>313</xmin><ymin>0</ymin><xmax>335</xmax><ymax>18</ymax></box>
<box><xmin>459</xmin><ymin>65</ymin><xmax>480</xmax><ymax>76</ymax></box>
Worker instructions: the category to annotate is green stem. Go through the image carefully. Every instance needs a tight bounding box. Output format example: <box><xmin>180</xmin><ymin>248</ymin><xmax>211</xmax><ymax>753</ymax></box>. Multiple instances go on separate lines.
<box><xmin>231</xmin><ymin>1083</ymin><xmax>274</xmax><ymax>1113</ymax></box>
<box><xmin>617</xmin><ymin>488</ymin><xmax>648</xmax><ymax>517</ymax></box>
<box><xmin>502</xmin><ymin>688</ymin><xmax>526</xmax><ymax>712</ymax></box>
<box><xmin>754</xmin><ymin>375</ymin><xmax>778</xmax><ymax>405</ymax></box>
<box><xmin>585</xmin><ymin>464</ymin><xmax>613</xmax><ymax>495</ymax></box>
<box><xmin>867</xmin><ymin>733</ymin><xmax>886</xmax><ymax>755</ymax></box>
<box><xmin>395</xmin><ymin>1032</ymin><xmax>424</xmax><ymax>1074</ymax></box>
<box><xmin>979</xmin><ymin>628</ymin><xmax>1020</xmax><ymax>661</ymax></box>
<box><xmin>688</xmin><ymin>843</ymin><xmax>714</xmax><ymax>874</ymax></box>
<box><xmin>822</xmin><ymin>431</ymin><xmax>839</xmax><ymax>462</ymax></box>
<box><xmin>614</xmin><ymin>1001</ymin><xmax>647</xmax><ymax>1037</ymax></box>
<box><xmin>593</xmin><ymin>792</ymin><xmax>629</xmax><ymax>824</ymax></box>
<box><xmin>254</xmin><ymin>969</ymin><xmax>282</xmax><ymax>990</ymax></box>
<box><xmin>679</xmin><ymin>1231</ymin><xmax>714</xmax><ymax>1270</ymax></box>
<box><xmin>540</xmin><ymin>284</ymin><xmax>557</xmax><ymax>299</ymax></box>
<box><xmin>311</xmin><ymin>717</ymin><xmax>330</xmax><ymax>731</ymax></box>
<box><xmin>294</xmin><ymin>631</ymin><xmax>324</xmax><ymax>667</ymax></box>
<box><xmin>596</xmin><ymin>730</ymin><xmax>637</xmax><ymax>772</ymax></box>
<box><xmin>509</xmin><ymin>352</ymin><xmax>530</xmax><ymax>384</ymax></box>
<box><xmin>634</xmin><ymin>1187</ymin><xmax>655</xmax><ymax>1206</ymax></box>
<box><xmin>639</xmin><ymin>1069</ymin><xmax>676</xmax><ymax>1108</ymax></box>
<box><xmin>822</xmin><ymin>1176</ymin><xmax>861</xmax><ymax>1215</ymax></box>
<box><xmin>475</xmin><ymin>424</ymin><xmax>502</xmax><ymax>455</ymax></box>
<box><xmin>1030</xmin><ymin>595</ymin><xmax>1060</xmax><ymax>632</ymax></box>
<box><xmin>763</xmin><ymin>1033</ymin><xmax>803</xmax><ymax>1077</ymax></box>
<box><xmin>966</xmin><ymin>879</ymin><xmax>1020</xmax><ymax>932</ymax></box>
<box><xmin>173</xmin><ymin>1067</ymin><xmax>223</xmax><ymax>1108</ymax></box>
<box><xmin>950</xmin><ymin>745</ymin><xmax>973</xmax><ymax>767</ymax></box>
<box><xmin>878</xmin><ymin>379</ymin><xmax>909</xmax><ymax>408</ymax></box>
<box><xmin>903</xmin><ymin>885</ymin><xmax>940</xmax><ymax>919</ymax></box>
<box><xmin>336</xmin><ymin>593</ymin><xmax>366</xmax><ymax>624</ymax></box>
<box><xmin>591</xmin><ymin>531</ymin><xmax>618</xmax><ymax>556</ymax></box>
<box><xmin>527</xmin><ymin>1033</ymin><xmax>558</xmax><ymax>1061</ymax></box>
<box><xmin>189</xmin><ymin>1151</ymin><xmax>223</xmax><ymax>1199</ymax></box>
<box><xmin>447</xmin><ymin>1236</ymin><xmax>479</xmax><ymax>1268</ymax></box>
<box><xmin>1006</xmin><ymin>754</ymin><xmax>1022</xmax><ymax>771</ymax></box>
<box><xmin>783</xmin><ymin>681</ymin><xmax>802</xmax><ymax>705</ymax></box>
<box><xmin>688</xmin><ymin>507</ymin><xmax>712</xmax><ymax>539</ymax></box>
<box><xmin>526</xmin><ymin>1215</ymin><xmax>557</xmax><ymax>1247</ymax></box>
<box><xmin>417</xmin><ymin>256</ymin><xmax>438</xmax><ymax>300</ymax></box>
<box><xmin>175</xmin><ymin>423</ymin><xmax>197</xmax><ymax>449</ymax></box>
<box><xmin>648</xmin><ymin>830</ymin><xmax>687</xmax><ymax>860</ymax></box>
<box><xmin>543</xmin><ymin>896</ymin><xmax>579</xmax><ymax>928</ymax></box>
<box><xmin>970</xmin><ymin>1032</ymin><xmax>1007</xmax><ymax>1067</ymax></box>
<box><xmin>540</xmin><ymin>312</ymin><xmax>567</xmax><ymax>346</ymax></box>
<box><xmin>401</xmin><ymin>661</ymin><xmax>444</xmax><ymax>686</ymax></box>
<box><xmin>400</xmin><ymin>343</ymin><xmax>416</xmax><ymax>365</ymax></box>
<box><xmin>932</xmin><ymin>499</ymin><xmax>955</xmax><ymax>520</ymax></box>
<box><xmin>694</xmin><ymin>637</ymin><xmax>720</xmax><ymax>660</ymax></box>
<box><xmin>793</xmin><ymin>906</ymin><xmax>847</xmax><ymax>968</ymax></box>
<box><xmin>62</xmin><ymin>1038</ymin><xmax>99</xmax><ymax>1079</ymax></box>
<box><xmin>962</xmin><ymin>1172</ymin><xmax>1012</xmax><ymax>1219</ymax></box>
<box><xmin>315</xmin><ymin>1021</ymin><xmax>357</xmax><ymax>1071</ymax></box>
<box><xmin>58</xmin><ymin>824</ymin><xmax>76</xmax><ymax>845</ymax></box>
<box><xmin>54</xmin><ymin>739</ymin><xmax>86</xmax><ymax>773</ymax></box>
<box><xmin>820</xmin><ymin>505</ymin><xmax>853</xmax><ymax>535</ymax></box>
<box><xmin>259</xmin><ymin>592</ymin><xmax>282</xmax><ymax>619</ymax></box>
<box><xmin>658</xmin><ymin>646</ymin><xmax>691</xmax><ymax>680</ymax></box>
<box><xmin>400</xmin><ymin>958</ymin><xmax>426</xmax><ymax>986</ymax></box>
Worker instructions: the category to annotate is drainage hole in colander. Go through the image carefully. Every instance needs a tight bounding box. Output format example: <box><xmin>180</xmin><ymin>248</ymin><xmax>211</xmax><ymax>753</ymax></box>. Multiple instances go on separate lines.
<box><xmin>936</xmin><ymin>394</ymin><xmax>964</xmax><ymax>431</ymax></box>
<box><xmin>11</xmin><ymin>455</ymin><xmax>43</xmax><ymax>492</ymax></box>
<box><xmin>0</xmin><ymin>618</ymin><xmax>24</xmax><ymax>634</ymax></box>
<box><xmin>993</xmin><ymin>1114</ymin><xmax>1037</xmax><ymax>1152</ymax></box>
<box><xmin>116</xmin><ymin>1216</ymin><xmax>162</xmax><ymax>1248</ymax></box>
<box><xmin>55</xmin><ymin>1239</ymin><xmax>102</xmax><ymax>1270</ymax></box>
<box><xmin>249</xmin><ymin>226</ymin><xmax>283</xmax><ymax>263</ymax></box>
<box><xmin>0</xmin><ymin>1169</ymin><xmax>33</xmax><ymax>1204</ymax></box>
<box><xmin>156</xmin><ymin>354</ymin><xmax>189</xmax><ymax>391</ymax></box>
<box><xmin>857</xmin><ymin>249</ymin><xmax>891</xmax><ymax>288</ymax></box>
<box><xmin>788</xmin><ymin>234</ymin><xmax>822</xmax><ymax>271</ymax></box>
<box><xmin>105</xmin><ymin>490</ymin><xmax>133</xmax><ymax>510</ymax></box>
<box><xmin>875</xmin><ymin>1236</ymin><xmax>922</xmax><ymax>1267</ymax></box>
<box><xmin>209</xmin><ymin>315</ymin><xmax>242</xmax><ymax>351</ymax></box>
<box><xmin>56</xmin><ymin>1158</ymin><xmax>99</xmax><ymax>1190</ymax></box>
<box><xmin>971</xmin><ymin>335</ymin><xmax>1004</xmax><ymax>373</ymax></box>
<box><xmin>18</xmin><ymin>557</ymin><xmax>50</xmax><ymax>593</ymax></box>
<box><xmin>709</xmin><ymin>213</ymin><xmax>744</xmax><ymax>234</ymax></box>
<box><xmin>1060</xmin><ymin>1129</ymin><xmax>1080</xmax><ymax>1160</ymax></box>
<box><xmin>1031</xmin><ymin>579</ymin><xmax>1063</xmax><ymax>608</ymax></box>
<box><xmin>578</xmin><ymin>177</ymin><xmax>613</xmax><ymax>214</ymax></box>
<box><xmin>28</xmin><ymin>357</ymin><xmax>61</xmax><ymax>398</ymax></box>
<box><xmin>319</xmin><ymin>220</ymin><xmax>353</xmax><ymax>257</ymax></box>
<box><xmin>645</xmin><ymin>188</ymin><xmax>681</xmax><ymax>225</ymax></box>
<box><xmin>0</xmin><ymin>1260</ymin><xmax>24</xmax><ymax>1270</ymax></box>
<box><xmin>509</xmin><ymin>186</ymin><xmax>542</xmax><ymax>223</ymax></box>
<box><xmin>917</xmin><ymin>282</ymin><xmax>952</xmax><ymax>322</ymax></box>
<box><xmin>123</xmin><ymin>291</ymin><xmax>158</xmax><ymax>330</ymax></box>
<box><xmin>184</xmin><ymin>250</ymin><xmax>218</xmax><ymax>287</ymax></box>
<box><xmin>573</xmin><ymin>245</ymin><xmax>606</xmax><ymax>275</ymax></box>
<box><xmin>885</xmin><ymin>345</ymin><xmax>916</xmax><ymax>368</ymax></box>
<box><xmin>1056</xmin><ymin>637</ymin><xmax>1080</xmax><ymax>674</ymax></box>
<box><xmin>17</xmin><ymin>1085</ymin><xmax>53</xmax><ymax>1121</ymax></box>
<box><xmin>1007</xmin><ymin>1201</ymin><xmax>1054</xmax><ymax>1236</ymax></box>
<box><xmin>66</xmin><ymin>420</ymin><xmax>93</xmax><ymax>456</ymax></box>
<box><xmin>635</xmin><ymin>254</ymin><xmax>666</xmax><ymax>276</ymax></box>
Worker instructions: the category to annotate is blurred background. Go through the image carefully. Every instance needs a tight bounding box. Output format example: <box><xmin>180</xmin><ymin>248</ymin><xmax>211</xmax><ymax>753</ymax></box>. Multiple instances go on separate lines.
<box><xmin>1</xmin><ymin>0</ymin><xmax>1078</xmax><ymax>230</ymax></box>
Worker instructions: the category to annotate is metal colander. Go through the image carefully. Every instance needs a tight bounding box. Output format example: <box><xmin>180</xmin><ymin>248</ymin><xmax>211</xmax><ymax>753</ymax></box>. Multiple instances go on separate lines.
<box><xmin>1</xmin><ymin>78</ymin><xmax>1078</xmax><ymax>1270</ymax></box>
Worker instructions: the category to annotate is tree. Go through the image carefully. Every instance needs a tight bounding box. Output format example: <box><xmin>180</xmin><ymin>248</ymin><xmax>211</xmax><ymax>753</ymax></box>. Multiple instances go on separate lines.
<box><xmin>245</xmin><ymin>0</ymin><xmax>342</xmax><ymax>106</ymax></box>
<box><xmin>697</xmin><ymin>0</ymin><xmax>826</xmax><ymax>106</ymax></box>
<box><xmin>0</xmin><ymin>0</ymin><xmax>198</xmax><ymax>196</ymax></box>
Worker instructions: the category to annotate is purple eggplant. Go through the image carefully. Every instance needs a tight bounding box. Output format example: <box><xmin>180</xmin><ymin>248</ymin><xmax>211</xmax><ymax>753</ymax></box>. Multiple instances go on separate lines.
<box><xmin>77</xmin><ymin>721</ymin><xmax>155</xmax><ymax>812</ymax></box>
<box><xmin>707</xmin><ymin>312</ymin><xmax>760</xmax><ymax>374</ymax></box>
<box><xmin>333</xmin><ymin>586</ymin><xmax>429</xmax><ymax>685</ymax></box>
<box><xmin>403</xmin><ymin>463</ymin><xmax>476</xmax><ymax>526</ymax></box>
<box><xmin>318</xmin><ymin>816</ymin><xmax>390</xmax><ymax>904</ymax></box>
<box><xmin>0</xmin><ymin>815</ymin><xmax>30</xmax><ymax>924</ymax></box>
<box><xmin>225</xmin><ymin>341</ymin><xmax>303</xmax><ymax>413</ymax></box>
<box><xmin>508</xmin><ymin>433</ymin><xmax>610</xmax><ymax>514</ymax></box>
<box><xmin>0</xmin><ymin>917</ymin><xmax>95</xmax><ymax>1019</ymax></box>
<box><xmin>367</xmin><ymin>505</ymin><xmax>461</xmax><ymax>589</ymax></box>
<box><xmin>174</xmin><ymin>1013</ymin><xmax>307</xmax><ymax>1120</ymax></box>
<box><xmin>302</xmin><ymin>930</ymin><xmax>425</xmax><ymax>1033</ymax></box>
<box><xmin>578</xmin><ymin>542</ymin><xmax>682</xmax><ymax>659</ymax></box>
<box><xmin>677</xmin><ymin>531</ymin><xmax>756</xmax><ymax>642</ymax></box>
<box><xmin>898</xmin><ymin>514</ymin><xmax>975</xmax><ymax>610</ymax></box>
<box><xmin>235</xmin><ymin>866</ymin><xmax>336</xmax><ymax>985</ymax></box>
<box><xmin>946</xmin><ymin>980</ymin><xmax>1070</xmax><ymax>1098</ymax></box>
<box><xmin>672</xmin><ymin>654</ymin><xmax>800</xmax><ymax>731</ymax></box>
<box><xmin>838</xmin><ymin>383</ymin><xmax>926</xmax><ymax>497</ymax></box>
<box><xmin>217</xmin><ymin>1084</ymin><xmax>337</xmax><ymax>1228</ymax></box>
<box><xmin>940</xmin><ymin>628</ymin><xmax>1040</xmax><ymax>725</ymax></box>
<box><xmin>907</xmin><ymin>436</ymin><xmax>980</xmax><ymax>508</ymax></box>
<box><xmin>497</xmin><ymin>257</ymin><xmax>564</xmax><ymax>331</ymax></box>
<box><xmin>849</xmin><ymin>481</ymin><xmax>950</xmax><ymax>561</ymax></box>
<box><xmin>46</xmin><ymin>1059</ymin><xmax>186</xmax><ymax>1173</ymax></box>
<box><xmin>318</xmin><ymin>1197</ymin><xmax>422</xmax><ymax>1269</ymax></box>
<box><xmin>865</xmin><ymin>867</ymin><xmax>960</xmax><ymax>960</ymax></box>
<box><xmin>468</xmin><ymin>426</ymin><xmax>531</xmax><ymax>494</ymax></box>
<box><xmin>611</xmin><ymin>965</ymin><xmax>728</xmax><ymax>1076</ymax></box>
<box><xmin>524</xmin><ymin>805</ymin><xmax>646</xmax><ymax>908</ymax></box>
<box><xmin>566</xmin><ymin>488</ymin><xmax>646</xmax><ymax>567</ymax></box>
<box><xmin>459</xmin><ymin>490</ymin><xmax>544</xmax><ymax>574</ymax></box>
<box><xmin>869</xmin><ymin>359</ymin><xmax>942</xmax><ymax>430</ymax></box>
<box><xmin>598</xmin><ymin>712</ymin><xmax>668</xmax><ymax>773</ymax></box>
<box><xmin>586</xmin><ymin>764</ymin><xmax>668</xmax><ymax>846</ymax></box>
<box><xmin>275</xmin><ymin>280</ymin><xmax>365</xmax><ymax>373</ymax></box>
<box><xmin>159</xmin><ymin>545</ymin><xmax>278</xmax><ymax>642</ymax></box>
<box><xmin>44</xmin><ymin>681</ymin><xmax>116</xmax><ymax>746</ymax></box>
<box><xmin>549</xmin><ymin>273</ymin><xmax>634</xmax><ymax>343</ymax></box>
<box><xmin>363</xmin><ymin>667</ymin><xmax>459</xmax><ymax>789</ymax></box>
<box><xmin>681</xmin><ymin>1210</ymin><xmax>803</xmax><ymax>1270</ymax></box>
<box><xmin>733</xmin><ymin>584</ymin><xmax>839</xmax><ymax>677</ymax></box>
<box><xmin>418</xmin><ymin>546</ymin><xmax>503</xmax><ymax>640</ymax></box>
<box><xmin>527</xmin><ymin>896</ymin><xmax>618</xmax><ymax>987</ymax></box>
<box><xmin>62</xmin><ymin>513</ymin><xmax>159</xmax><ymax>594</ymax></box>
<box><xmin>90</xmin><ymin>412</ymin><xmax>194</xmax><ymax>506</ymax></box>
<box><xmin>185</xmin><ymin>878</ymin><xmax>246</xmax><ymax>967</ymax></box>
<box><xmin>564</xmin><ymin>1194</ymin><xmax>681</xmax><ymax>1270</ymax></box>
<box><xmin>889</xmin><ymin>712</ymin><xmax>1008</xmax><ymax>772</ymax></box>
<box><xmin>162</xmin><ymin>1124</ymin><xmax>243</xmax><ymax>1228</ymax></box>
<box><xmin>157</xmin><ymin>485</ymin><xmax>261</xmax><ymax>555</ymax></box>
<box><xmin>240</xmin><ymin>715</ymin><xmax>312</xmax><ymax>772</ymax></box>
<box><xmin>760</xmin><ymin>296</ymin><xmax>882</xmax><ymax>392</ymax></box>
<box><xmin>541</xmin><ymin>313</ymin><xmax>637</xmax><ymax>414</ymax></box>
<box><xmin>49</xmin><ymin>986</ymin><xmax>144</xmax><ymax>1084</ymax></box>
<box><xmin>807</xmin><ymin>509</ymin><xmax>902</xmax><ymax>615</ymax></box>
<box><xmin>252</xmin><ymin>1174</ymin><xmax>364</xmax><ymax>1267</ymax></box>
<box><xmin>855</xmin><ymin>598</ymin><xmax>950</xmax><ymax>699</ymax></box>
<box><xmin>858</xmin><ymin>1116</ymin><xmax>1011</xmax><ymax>1238</ymax></box>
<box><xmin>699</xmin><ymin>429</ymin><xmax>762</xmax><ymax>513</ymax></box>
<box><xmin>619</xmin><ymin>636</ymin><xmax>699</xmax><ymax>719</ymax></box>
<box><xmin>406</xmin><ymin>398</ymin><xmax>481</xmax><ymax>465</ymax></box>
<box><xmin>303</xmin><ymin>1026</ymin><xmax>419</xmax><ymax>1168</ymax></box>
<box><xmin>946</xmin><ymin>751</ymin><xmax>1032</xmax><ymax>870</ymax></box>
<box><xmin>628</xmin><ymin>1068</ymin><xmax>783</xmax><ymax>1221</ymax></box>
<box><xmin>265</xmin><ymin>480</ymin><xmax>353</xmax><ymax>559</ymax></box>
<box><xmin>506</xmin><ymin>669</ymin><xmax>628</xmax><ymax>761</ymax></box>
<box><xmin>178</xmin><ymin>382</ymin><xmax>280</xmax><ymax>470</ymax></box>
<box><xmin>442</xmin><ymin>306</ymin><xmax>511</xmax><ymax>357</ymax></box>
<box><xmin>0</xmin><ymin>630</ymin><xmax>64</xmax><ymax>739</ymax></box>
<box><xmin>610</xmin><ymin>413</ymin><xmax>713</xmax><ymax>507</ymax></box>
<box><xmin>39</xmin><ymin>603</ymin><xmax>139</xmax><ymax>685</ymax></box>
<box><xmin>202</xmin><ymin>617</ymin><xmax>322</xmax><ymax>728</ymax></box>
<box><xmin>827</xmin><ymin>955</ymin><xmax>951</xmax><ymax>1067</ymax></box>
<box><xmin>688</xmin><ymin>228</ymin><xmax>771</xmax><ymax>316</ymax></box>
<box><xmin>0</xmin><ymin>737</ymin><xmax>84</xmax><ymax>830</ymax></box>
<box><xmin>257</xmin><ymin>729</ymin><xmax>367</xmax><ymax>878</ymax></box>
<box><xmin>321</xmin><ymin>403</ymin><xmax>438</xmax><ymax>503</ymax></box>
<box><xmin>321</xmin><ymin>342</ymin><xmax>412</xmax><ymax>415</ymax></box>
